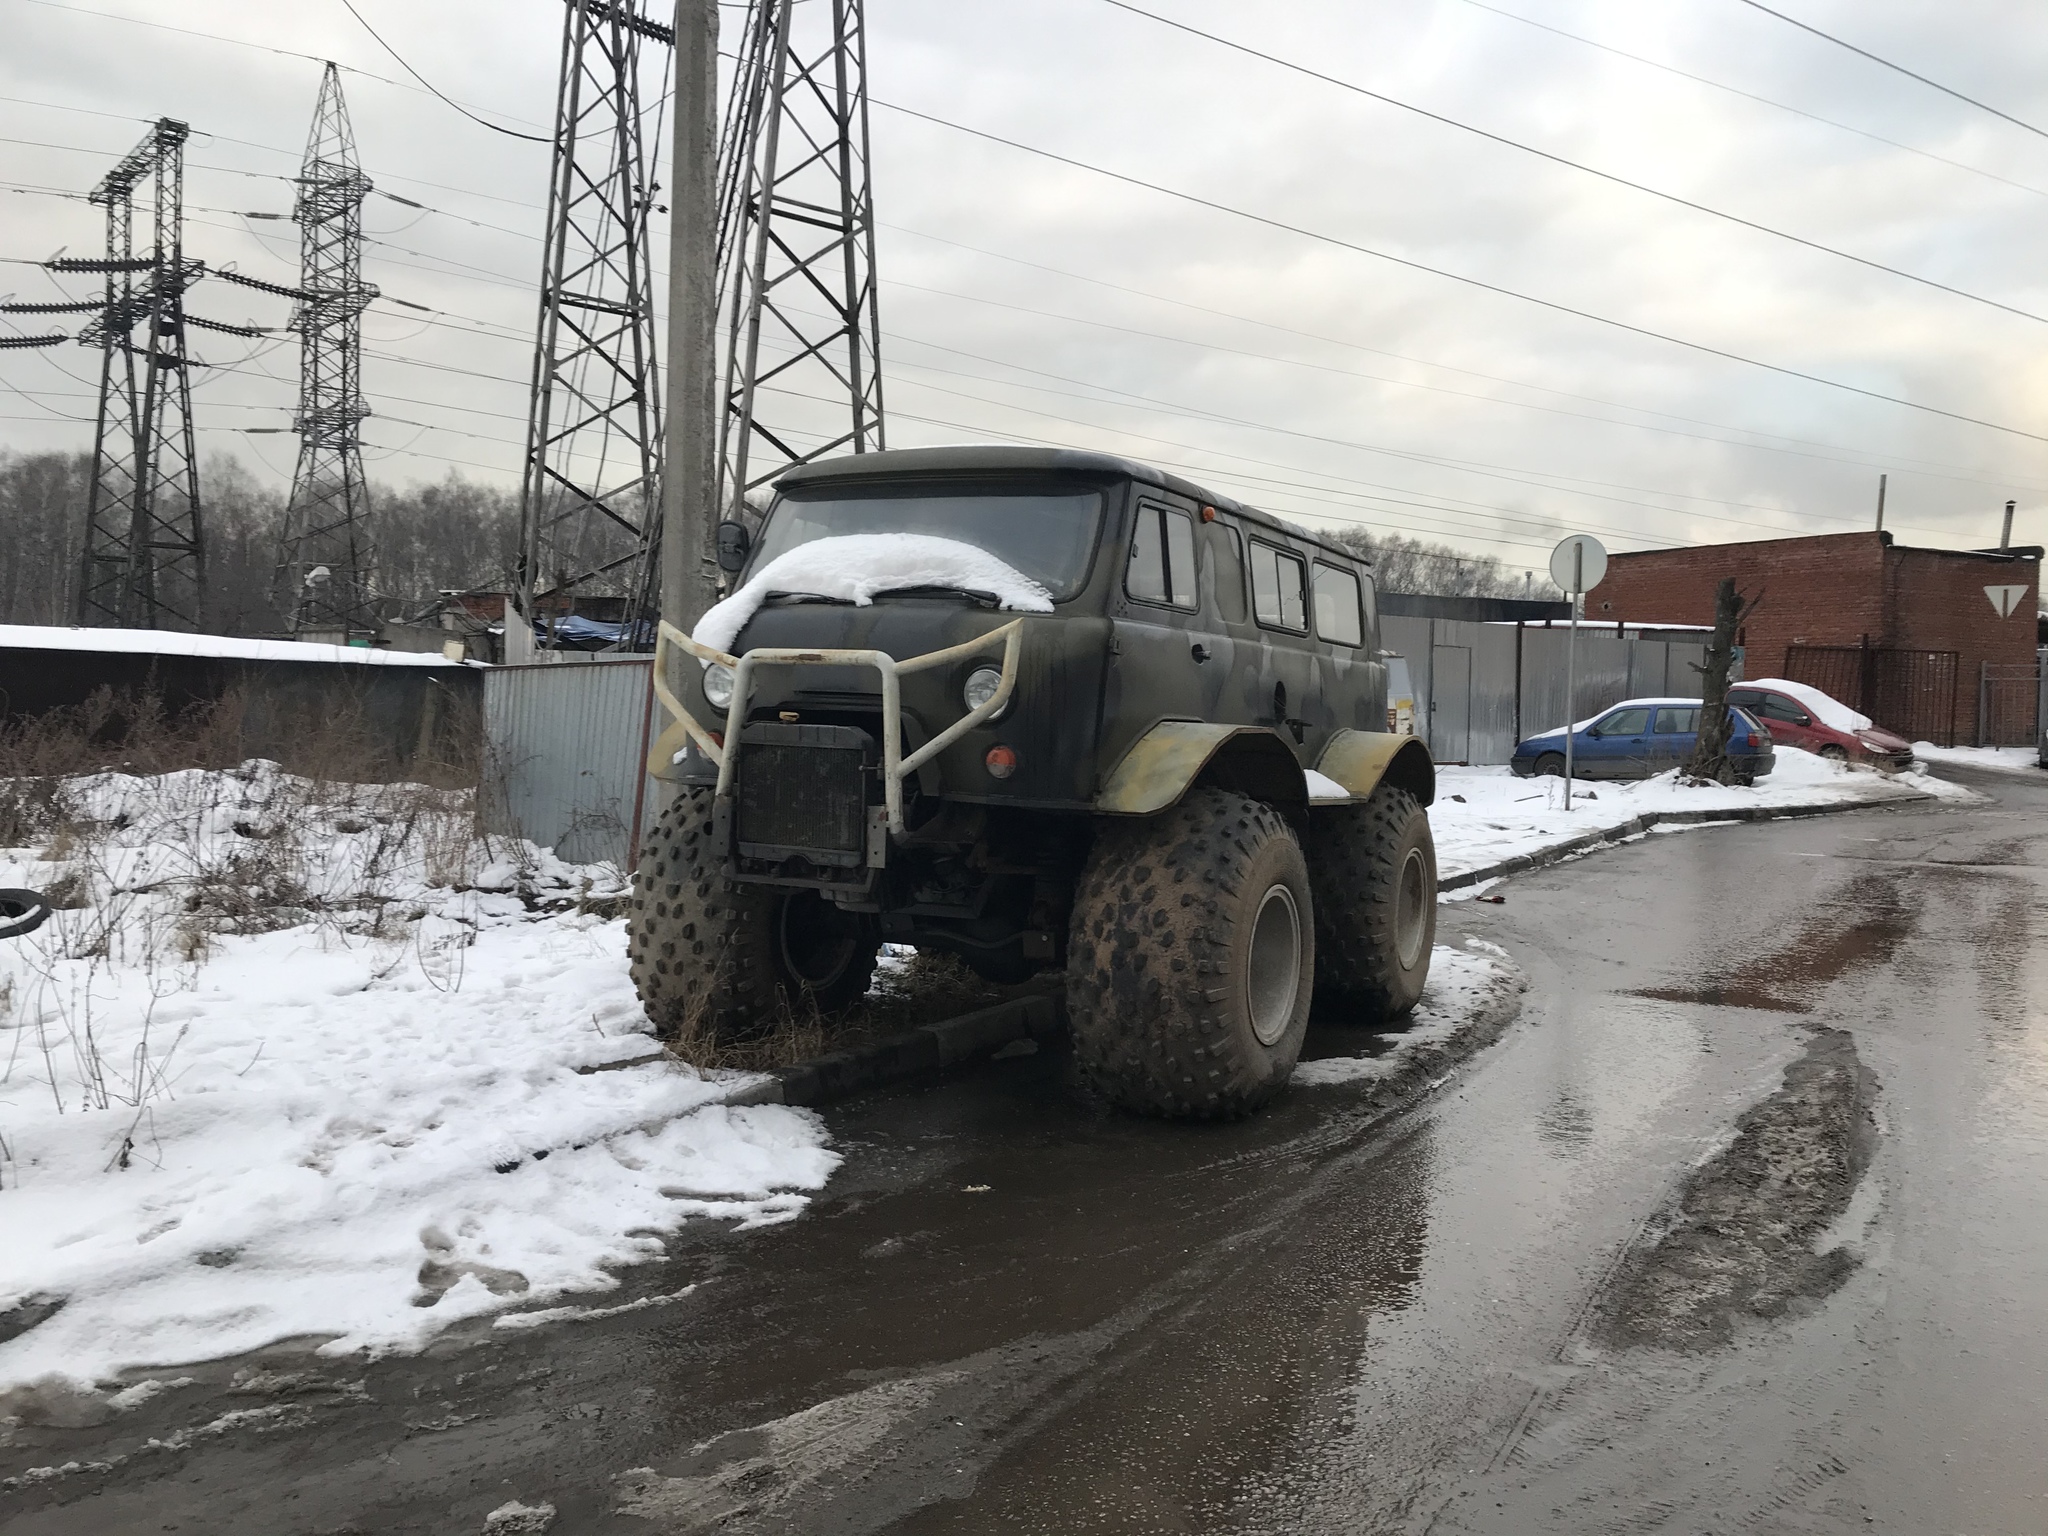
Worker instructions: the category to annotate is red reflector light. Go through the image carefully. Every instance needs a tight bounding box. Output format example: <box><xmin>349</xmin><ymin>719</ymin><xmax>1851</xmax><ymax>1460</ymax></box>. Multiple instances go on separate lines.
<box><xmin>984</xmin><ymin>745</ymin><xmax>1018</xmax><ymax>779</ymax></box>
<box><xmin>1745</xmin><ymin>731</ymin><xmax>1759</xmax><ymax>747</ymax></box>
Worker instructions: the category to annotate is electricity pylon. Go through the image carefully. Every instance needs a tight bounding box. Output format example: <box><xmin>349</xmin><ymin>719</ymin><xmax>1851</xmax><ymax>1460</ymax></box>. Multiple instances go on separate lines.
<box><xmin>717</xmin><ymin>0</ymin><xmax>886</xmax><ymax>522</ymax></box>
<box><xmin>65</xmin><ymin>118</ymin><xmax>207</xmax><ymax>629</ymax></box>
<box><xmin>518</xmin><ymin>0</ymin><xmax>671</xmax><ymax>650</ymax></box>
<box><xmin>277</xmin><ymin>63</ymin><xmax>381</xmax><ymax>643</ymax></box>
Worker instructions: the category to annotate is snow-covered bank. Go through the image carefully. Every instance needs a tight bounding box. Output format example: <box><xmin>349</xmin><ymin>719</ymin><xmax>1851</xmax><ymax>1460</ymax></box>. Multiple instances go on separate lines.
<box><xmin>1910</xmin><ymin>742</ymin><xmax>2041</xmax><ymax>775</ymax></box>
<box><xmin>0</xmin><ymin>765</ymin><xmax>830</xmax><ymax>1403</ymax></box>
<box><xmin>1426</xmin><ymin>748</ymin><xmax>1976</xmax><ymax>884</ymax></box>
<box><xmin>1294</xmin><ymin>940</ymin><xmax>1521</xmax><ymax>1088</ymax></box>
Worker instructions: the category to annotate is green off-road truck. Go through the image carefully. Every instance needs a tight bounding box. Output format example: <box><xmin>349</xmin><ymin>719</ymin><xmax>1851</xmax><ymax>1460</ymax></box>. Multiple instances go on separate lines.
<box><xmin>628</xmin><ymin>446</ymin><xmax>1437</xmax><ymax>1119</ymax></box>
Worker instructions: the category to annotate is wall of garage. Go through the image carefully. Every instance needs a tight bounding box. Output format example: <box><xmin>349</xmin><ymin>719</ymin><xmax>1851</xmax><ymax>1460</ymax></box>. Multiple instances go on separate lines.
<box><xmin>1382</xmin><ymin>617</ymin><xmax>1711</xmax><ymax>765</ymax></box>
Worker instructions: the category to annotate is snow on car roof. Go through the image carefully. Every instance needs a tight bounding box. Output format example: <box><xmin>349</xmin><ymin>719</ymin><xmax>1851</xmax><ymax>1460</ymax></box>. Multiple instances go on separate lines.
<box><xmin>1736</xmin><ymin>677</ymin><xmax>1873</xmax><ymax>733</ymax></box>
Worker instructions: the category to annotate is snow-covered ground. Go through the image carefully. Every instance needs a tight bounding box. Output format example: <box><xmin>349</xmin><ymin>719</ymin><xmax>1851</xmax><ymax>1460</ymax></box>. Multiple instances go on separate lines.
<box><xmin>0</xmin><ymin>764</ymin><xmax>828</xmax><ymax>1407</ymax></box>
<box><xmin>1426</xmin><ymin>747</ymin><xmax>1975</xmax><ymax>883</ymax></box>
<box><xmin>1293</xmin><ymin>940</ymin><xmax>1520</xmax><ymax>1087</ymax></box>
<box><xmin>1910</xmin><ymin>742</ymin><xmax>2042</xmax><ymax>775</ymax></box>
<box><xmin>0</xmin><ymin>739</ymin><xmax>1975</xmax><ymax>1407</ymax></box>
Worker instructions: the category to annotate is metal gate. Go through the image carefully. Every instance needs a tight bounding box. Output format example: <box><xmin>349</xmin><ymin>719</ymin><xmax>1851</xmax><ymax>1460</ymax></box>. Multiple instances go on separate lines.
<box><xmin>1782</xmin><ymin>644</ymin><xmax>1960</xmax><ymax>746</ymax></box>
<box><xmin>1978</xmin><ymin>662</ymin><xmax>2041</xmax><ymax>747</ymax></box>
<box><xmin>1429</xmin><ymin>644</ymin><xmax>1472</xmax><ymax>762</ymax></box>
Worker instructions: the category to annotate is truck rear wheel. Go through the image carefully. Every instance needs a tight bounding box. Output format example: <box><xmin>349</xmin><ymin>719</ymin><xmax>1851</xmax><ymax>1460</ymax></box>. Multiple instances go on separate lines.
<box><xmin>1307</xmin><ymin>784</ymin><xmax>1436</xmax><ymax>1021</ymax></box>
<box><xmin>629</xmin><ymin>787</ymin><xmax>879</xmax><ymax>1039</ymax></box>
<box><xmin>1066</xmin><ymin>787</ymin><xmax>1314</xmax><ymax>1120</ymax></box>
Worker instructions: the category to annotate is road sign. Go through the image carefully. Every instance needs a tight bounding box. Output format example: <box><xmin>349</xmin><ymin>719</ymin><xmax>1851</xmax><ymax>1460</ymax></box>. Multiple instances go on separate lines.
<box><xmin>1985</xmin><ymin>584</ymin><xmax>2030</xmax><ymax>618</ymax></box>
<box><xmin>1550</xmin><ymin>534</ymin><xmax>1608</xmax><ymax>595</ymax></box>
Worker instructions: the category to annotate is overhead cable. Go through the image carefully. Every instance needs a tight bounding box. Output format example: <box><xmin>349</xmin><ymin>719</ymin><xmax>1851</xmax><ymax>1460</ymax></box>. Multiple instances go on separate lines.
<box><xmin>335</xmin><ymin>0</ymin><xmax>552</xmax><ymax>143</ymax></box>
<box><xmin>1097</xmin><ymin>0</ymin><xmax>2048</xmax><ymax>326</ymax></box>
<box><xmin>1734</xmin><ymin>0</ymin><xmax>2048</xmax><ymax>143</ymax></box>
<box><xmin>873</xmin><ymin>97</ymin><xmax>2048</xmax><ymax>445</ymax></box>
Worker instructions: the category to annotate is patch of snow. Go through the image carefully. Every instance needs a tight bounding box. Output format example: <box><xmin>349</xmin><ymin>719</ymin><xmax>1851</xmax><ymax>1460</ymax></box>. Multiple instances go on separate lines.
<box><xmin>0</xmin><ymin>764</ymin><xmax>837</xmax><ymax>1397</ymax></box>
<box><xmin>1303</xmin><ymin>768</ymin><xmax>1351</xmax><ymax>802</ymax></box>
<box><xmin>1910</xmin><ymin>742</ymin><xmax>2041</xmax><ymax>775</ymax></box>
<box><xmin>693</xmin><ymin>534</ymin><xmax>1053</xmax><ymax>656</ymax></box>
<box><xmin>1742</xmin><ymin>677</ymin><xmax>1871</xmax><ymax>733</ymax></box>
<box><xmin>1427</xmin><ymin>747</ymin><xmax>1976</xmax><ymax>883</ymax></box>
<box><xmin>0</xmin><ymin>624</ymin><xmax>460</xmax><ymax>668</ymax></box>
<box><xmin>1293</xmin><ymin>941</ymin><xmax>1517</xmax><ymax>1087</ymax></box>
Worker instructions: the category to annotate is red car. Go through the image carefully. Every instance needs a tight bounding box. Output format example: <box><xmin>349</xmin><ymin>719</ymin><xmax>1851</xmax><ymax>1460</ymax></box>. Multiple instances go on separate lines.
<box><xmin>1725</xmin><ymin>679</ymin><xmax>1914</xmax><ymax>770</ymax></box>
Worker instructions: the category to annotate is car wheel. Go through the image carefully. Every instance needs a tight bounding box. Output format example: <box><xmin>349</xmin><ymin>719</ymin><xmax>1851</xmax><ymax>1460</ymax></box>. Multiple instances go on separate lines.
<box><xmin>629</xmin><ymin>787</ymin><xmax>878</xmax><ymax>1041</ymax></box>
<box><xmin>1536</xmin><ymin>752</ymin><xmax>1566</xmax><ymax>778</ymax></box>
<box><xmin>1307</xmin><ymin>785</ymin><xmax>1436</xmax><ymax>1021</ymax></box>
<box><xmin>1819</xmin><ymin>744</ymin><xmax>1849</xmax><ymax>763</ymax></box>
<box><xmin>1066</xmin><ymin>787</ymin><xmax>1313</xmax><ymax>1120</ymax></box>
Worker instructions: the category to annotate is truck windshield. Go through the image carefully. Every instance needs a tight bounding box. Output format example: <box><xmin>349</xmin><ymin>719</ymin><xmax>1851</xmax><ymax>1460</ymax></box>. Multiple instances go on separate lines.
<box><xmin>754</xmin><ymin>487</ymin><xmax>1104</xmax><ymax>599</ymax></box>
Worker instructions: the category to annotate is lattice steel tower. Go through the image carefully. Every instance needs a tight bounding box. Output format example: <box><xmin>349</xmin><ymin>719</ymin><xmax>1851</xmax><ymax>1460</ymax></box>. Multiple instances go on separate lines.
<box><xmin>519</xmin><ymin>0</ymin><xmax>671</xmax><ymax>647</ymax></box>
<box><xmin>278</xmin><ymin>63</ymin><xmax>380</xmax><ymax>643</ymax></box>
<box><xmin>67</xmin><ymin>119</ymin><xmax>206</xmax><ymax>629</ymax></box>
<box><xmin>717</xmin><ymin>0</ymin><xmax>886</xmax><ymax>521</ymax></box>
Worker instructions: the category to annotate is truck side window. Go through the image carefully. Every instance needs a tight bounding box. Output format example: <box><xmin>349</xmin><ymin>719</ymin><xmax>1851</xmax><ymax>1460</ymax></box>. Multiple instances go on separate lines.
<box><xmin>1213</xmin><ymin>522</ymin><xmax>1248</xmax><ymax>623</ymax></box>
<box><xmin>1313</xmin><ymin>562</ymin><xmax>1364</xmax><ymax>646</ymax></box>
<box><xmin>1249</xmin><ymin>540</ymin><xmax>1307</xmax><ymax>631</ymax></box>
<box><xmin>1125</xmin><ymin>504</ymin><xmax>1198</xmax><ymax>609</ymax></box>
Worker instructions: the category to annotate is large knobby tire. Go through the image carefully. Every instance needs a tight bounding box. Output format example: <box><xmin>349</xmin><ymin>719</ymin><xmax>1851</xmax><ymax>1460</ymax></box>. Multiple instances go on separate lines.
<box><xmin>1066</xmin><ymin>788</ymin><xmax>1315</xmax><ymax>1120</ymax></box>
<box><xmin>1306</xmin><ymin>783</ymin><xmax>1436</xmax><ymax>1022</ymax></box>
<box><xmin>628</xmin><ymin>786</ymin><xmax>879</xmax><ymax>1039</ymax></box>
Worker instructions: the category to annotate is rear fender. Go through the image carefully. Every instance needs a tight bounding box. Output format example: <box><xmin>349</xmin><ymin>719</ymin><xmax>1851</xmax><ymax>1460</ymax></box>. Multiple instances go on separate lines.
<box><xmin>1315</xmin><ymin>730</ymin><xmax>1436</xmax><ymax>807</ymax></box>
<box><xmin>1095</xmin><ymin>722</ymin><xmax>1305</xmax><ymax>816</ymax></box>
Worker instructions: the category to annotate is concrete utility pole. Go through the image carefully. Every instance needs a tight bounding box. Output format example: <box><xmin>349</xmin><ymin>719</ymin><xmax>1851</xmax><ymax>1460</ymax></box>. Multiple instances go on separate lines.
<box><xmin>661</xmin><ymin>0</ymin><xmax>723</xmax><ymax>637</ymax></box>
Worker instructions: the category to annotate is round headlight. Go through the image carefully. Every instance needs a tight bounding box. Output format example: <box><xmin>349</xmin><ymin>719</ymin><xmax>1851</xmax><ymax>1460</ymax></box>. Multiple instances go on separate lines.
<box><xmin>702</xmin><ymin>661</ymin><xmax>735</xmax><ymax>710</ymax></box>
<box><xmin>963</xmin><ymin>665</ymin><xmax>1005</xmax><ymax>714</ymax></box>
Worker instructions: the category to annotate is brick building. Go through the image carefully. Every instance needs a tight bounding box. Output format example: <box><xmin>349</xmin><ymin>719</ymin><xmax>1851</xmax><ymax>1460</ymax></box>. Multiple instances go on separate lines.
<box><xmin>1588</xmin><ymin>530</ymin><xmax>2041</xmax><ymax>745</ymax></box>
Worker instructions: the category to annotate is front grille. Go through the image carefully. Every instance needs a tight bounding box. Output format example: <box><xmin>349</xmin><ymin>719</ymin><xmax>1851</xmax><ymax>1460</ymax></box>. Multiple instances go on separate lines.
<box><xmin>734</xmin><ymin>721</ymin><xmax>873</xmax><ymax>869</ymax></box>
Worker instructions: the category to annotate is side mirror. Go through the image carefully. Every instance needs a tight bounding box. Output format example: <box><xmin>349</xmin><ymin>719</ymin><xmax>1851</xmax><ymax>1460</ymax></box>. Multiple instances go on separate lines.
<box><xmin>1585</xmin><ymin>728</ymin><xmax>1601</xmax><ymax>739</ymax></box>
<box><xmin>715</xmin><ymin>520</ymin><xmax>752</xmax><ymax>574</ymax></box>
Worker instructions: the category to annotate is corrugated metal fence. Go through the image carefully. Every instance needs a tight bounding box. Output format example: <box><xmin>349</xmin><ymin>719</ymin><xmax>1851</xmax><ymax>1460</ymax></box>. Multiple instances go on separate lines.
<box><xmin>1384</xmin><ymin>618</ymin><xmax>1713</xmax><ymax>764</ymax></box>
<box><xmin>481</xmin><ymin>658</ymin><xmax>656</xmax><ymax>867</ymax></box>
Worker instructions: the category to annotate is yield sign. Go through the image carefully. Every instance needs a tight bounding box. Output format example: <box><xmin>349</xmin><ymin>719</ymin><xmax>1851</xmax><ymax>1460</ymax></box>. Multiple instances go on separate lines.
<box><xmin>1985</xmin><ymin>584</ymin><xmax>2030</xmax><ymax>618</ymax></box>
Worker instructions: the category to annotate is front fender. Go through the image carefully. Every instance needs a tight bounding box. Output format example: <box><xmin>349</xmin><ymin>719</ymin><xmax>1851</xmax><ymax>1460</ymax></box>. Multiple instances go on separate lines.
<box><xmin>1095</xmin><ymin>722</ymin><xmax>1305</xmax><ymax>816</ymax></box>
<box><xmin>1315</xmin><ymin>730</ymin><xmax>1436</xmax><ymax>807</ymax></box>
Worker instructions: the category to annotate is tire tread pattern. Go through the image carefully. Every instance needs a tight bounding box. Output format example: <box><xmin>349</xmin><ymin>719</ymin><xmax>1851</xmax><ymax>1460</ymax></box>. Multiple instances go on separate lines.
<box><xmin>1306</xmin><ymin>784</ymin><xmax>1436</xmax><ymax>1021</ymax></box>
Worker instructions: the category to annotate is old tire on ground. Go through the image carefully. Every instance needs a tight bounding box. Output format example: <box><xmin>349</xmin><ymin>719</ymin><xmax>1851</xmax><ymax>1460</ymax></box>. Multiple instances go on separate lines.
<box><xmin>629</xmin><ymin>787</ymin><xmax>878</xmax><ymax>1039</ymax></box>
<box><xmin>1307</xmin><ymin>784</ymin><xmax>1437</xmax><ymax>1021</ymax></box>
<box><xmin>1066</xmin><ymin>787</ymin><xmax>1314</xmax><ymax>1120</ymax></box>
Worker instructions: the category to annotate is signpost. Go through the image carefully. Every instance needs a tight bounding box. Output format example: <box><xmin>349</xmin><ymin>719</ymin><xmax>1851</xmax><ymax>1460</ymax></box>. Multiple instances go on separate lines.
<box><xmin>1549</xmin><ymin>534</ymin><xmax>1608</xmax><ymax>811</ymax></box>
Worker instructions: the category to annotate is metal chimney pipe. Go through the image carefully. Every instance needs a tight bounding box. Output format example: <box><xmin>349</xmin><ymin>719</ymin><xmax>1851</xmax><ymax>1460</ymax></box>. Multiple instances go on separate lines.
<box><xmin>2001</xmin><ymin>499</ymin><xmax>2015</xmax><ymax>551</ymax></box>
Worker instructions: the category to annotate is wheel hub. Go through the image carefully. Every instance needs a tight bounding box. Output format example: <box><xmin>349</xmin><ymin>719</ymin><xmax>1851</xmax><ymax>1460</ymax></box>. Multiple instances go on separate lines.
<box><xmin>1246</xmin><ymin>883</ymin><xmax>1303</xmax><ymax>1047</ymax></box>
<box><xmin>1395</xmin><ymin>846</ymin><xmax>1429</xmax><ymax>970</ymax></box>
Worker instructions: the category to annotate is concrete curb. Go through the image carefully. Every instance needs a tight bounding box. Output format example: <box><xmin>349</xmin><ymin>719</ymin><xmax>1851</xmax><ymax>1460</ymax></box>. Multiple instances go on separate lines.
<box><xmin>1437</xmin><ymin>790</ymin><xmax>1935</xmax><ymax>892</ymax></box>
<box><xmin>716</xmin><ymin>993</ymin><xmax>1065</xmax><ymax>1109</ymax></box>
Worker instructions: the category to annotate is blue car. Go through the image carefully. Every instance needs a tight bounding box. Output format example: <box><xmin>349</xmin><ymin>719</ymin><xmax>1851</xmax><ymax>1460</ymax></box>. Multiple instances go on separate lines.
<box><xmin>1509</xmin><ymin>697</ymin><xmax>1776</xmax><ymax>784</ymax></box>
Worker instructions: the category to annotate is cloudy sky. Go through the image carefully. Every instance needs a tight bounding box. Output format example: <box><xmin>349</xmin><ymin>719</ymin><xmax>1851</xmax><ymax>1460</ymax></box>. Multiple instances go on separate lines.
<box><xmin>7</xmin><ymin>0</ymin><xmax>2048</xmax><ymax>583</ymax></box>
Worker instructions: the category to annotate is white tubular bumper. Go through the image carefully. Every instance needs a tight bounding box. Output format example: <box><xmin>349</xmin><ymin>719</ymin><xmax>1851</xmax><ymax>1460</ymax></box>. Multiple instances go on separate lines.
<box><xmin>653</xmin><ymin>617</ymin><xmax>1026</xmax><ymax>838</ymax></box>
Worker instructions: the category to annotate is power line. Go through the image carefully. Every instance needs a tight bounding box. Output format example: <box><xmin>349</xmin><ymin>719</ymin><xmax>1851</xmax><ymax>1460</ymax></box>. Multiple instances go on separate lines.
<box><xmin>335</xmin><ymin>0</ymin><xmax>551</xmax><ymax>144</ymax></box>
<box><xmin>873</xmin><ymin>97</ymin><xmax>2048</xmax><ymax>445</ymax></box>
<box><xmin>1733</xmin><ymin>0</ymin><xmax>2048</xmax><ymax>143</ymax></box>
<box><xmin>1098</xmin><ymin>0</ymin><xmax>2048</xmax><ymax>327</ymax></box>
<box><xmin>1450</xmin><ymin>0</ymin><xmax>2048</xmax><ymax>201</ymax></box>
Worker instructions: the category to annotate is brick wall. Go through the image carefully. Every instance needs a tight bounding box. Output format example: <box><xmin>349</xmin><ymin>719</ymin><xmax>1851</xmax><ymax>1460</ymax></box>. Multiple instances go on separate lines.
<box><xmin>1590</xmin><ymin>531</ymin><xmax>2040</xmax><ymax>743</ymax></box>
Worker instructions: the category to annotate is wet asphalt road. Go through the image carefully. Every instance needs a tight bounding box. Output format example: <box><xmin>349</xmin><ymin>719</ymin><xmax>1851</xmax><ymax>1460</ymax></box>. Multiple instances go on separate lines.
<box><xmin>4</xmin><ymin>764</ymin><xmax>2047</xmax><ymax>1534</ymax></box>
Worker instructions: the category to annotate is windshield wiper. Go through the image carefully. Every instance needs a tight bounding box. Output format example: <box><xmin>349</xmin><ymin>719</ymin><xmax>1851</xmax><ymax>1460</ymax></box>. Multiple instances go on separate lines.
<box><xmin>872</xmin><ymin>584</ymin><xmax>1001</xmax><ymax>607</ymax></box>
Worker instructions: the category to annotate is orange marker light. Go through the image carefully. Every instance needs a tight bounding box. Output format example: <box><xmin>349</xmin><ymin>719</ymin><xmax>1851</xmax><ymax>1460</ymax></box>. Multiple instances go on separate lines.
<box><xmin>984</xmin><ymin>745</ymin><xmax>1019</xmax><ymax>779</ymax></box>
<box><xmin>1200</xmin><ymin>505</ymin><xmax>1217</xmax><ymax>522</ymax></box>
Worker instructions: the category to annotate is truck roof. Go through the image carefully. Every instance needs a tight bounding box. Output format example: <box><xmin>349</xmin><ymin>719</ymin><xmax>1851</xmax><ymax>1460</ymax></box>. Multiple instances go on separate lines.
<box><xmin>774</xmin><ymin>445</ymin><xmax>1370</xmax><ymax>570</ymax></box>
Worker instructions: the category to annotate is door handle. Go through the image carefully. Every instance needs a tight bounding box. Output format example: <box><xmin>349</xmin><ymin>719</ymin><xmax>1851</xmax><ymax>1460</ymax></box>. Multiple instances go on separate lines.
<box><xmin>1190</xmin><ymin>643</ymin><xmax>1210</xmax><ymax>663</ymax></box>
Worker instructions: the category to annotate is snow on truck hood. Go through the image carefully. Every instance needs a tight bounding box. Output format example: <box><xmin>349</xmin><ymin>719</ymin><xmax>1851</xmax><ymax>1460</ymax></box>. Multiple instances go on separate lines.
<box><xmin>692</xmin><ymin>534</ymin><xmax>1054</xmax><ymax>655</ymax></box>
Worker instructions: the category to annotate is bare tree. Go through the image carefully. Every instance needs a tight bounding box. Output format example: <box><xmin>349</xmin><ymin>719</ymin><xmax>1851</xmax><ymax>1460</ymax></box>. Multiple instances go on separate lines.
<box><xmin>1326</xmin><ymin>528</ymin><xmax>1558</xmax><ymax>600</ymax></box>
<box><xmin>1687</xmin><ymin>577</ymin><xmax>1763</xmax><ymax>782</ymax></box>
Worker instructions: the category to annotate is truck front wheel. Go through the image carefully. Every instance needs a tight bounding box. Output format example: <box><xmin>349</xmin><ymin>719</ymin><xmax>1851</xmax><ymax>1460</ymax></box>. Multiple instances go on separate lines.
<box><xmin>1306</xmin><ymin>784</ymin><xmax>1436</xmax><ymax>1021</ymax></box>
<box><xmin>629</xmin><ymin>787</ymin><xmax>878</xmax><ymax>1039</ymax></box>
<box><xmin>1066</xmin><ymin>788</ymin><xmax>1314</xmax><ymax>1119</ymax></box>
